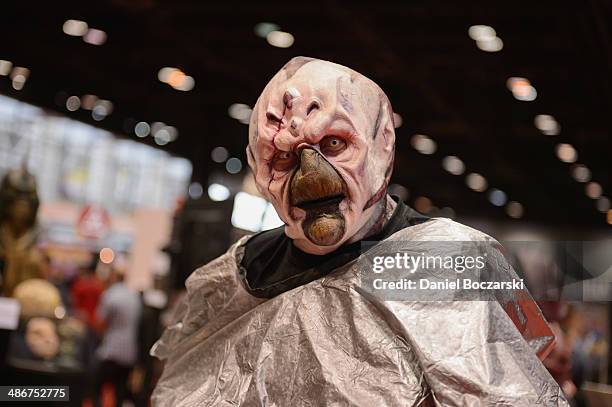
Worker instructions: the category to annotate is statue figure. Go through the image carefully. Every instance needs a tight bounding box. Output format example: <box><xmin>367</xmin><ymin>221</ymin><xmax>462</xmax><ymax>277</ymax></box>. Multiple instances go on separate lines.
<box><xmin>0</xmin><ymin>166</ymin><xmax>44</xmax><ymax>297</ymax></box>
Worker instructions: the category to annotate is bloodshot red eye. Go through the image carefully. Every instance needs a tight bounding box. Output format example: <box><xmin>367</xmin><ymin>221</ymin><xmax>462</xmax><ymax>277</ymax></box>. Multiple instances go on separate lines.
<box><xmin>272</xmin><ymin>150</ymin><xmax>297</xmax><ymax>171</ymax></box>
<box><xmin>320</xmin><ymin>136</ymin><xmax>347</xmax><ymax>156</ymax></box>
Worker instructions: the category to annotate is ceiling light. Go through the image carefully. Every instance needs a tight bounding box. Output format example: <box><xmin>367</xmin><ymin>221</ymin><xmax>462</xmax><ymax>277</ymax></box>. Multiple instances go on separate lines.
<box><xmin>466</xmin><ymin>173</ymin><xmax>487</xmax><ymax>192</ymax></box>
<box><xmin>134</xmin><ymin>122</ymin><xmax>150</xmax><ymax>138</ymax></box>
<box><xmin>63</xmin><ymin>19</ymin><xmax>88</xmax><ymax>36</ymax></box>
<box><xmin>93</xmin><ymin>99</ymin><xmax>113</xmax><ymax>115</ymax></box>
<box><xmin>534</xmin><ymin>114</ymin><xmax>560</xmax><ymax>135</ymax></box>
<box><xmin>0</xmin><ymin>60</ymin><xmax>13</xmax><ymax>76</ymax></box>
<box><xmin>12</xmin><ymin>75</ymin><xmax>26</xmax><ymax>90</ymax></box>
<box><xmin>66</xmin><ymin>95</ymin><xmax>81</xmax><ymax>111</ymax></box>
<box><xmin>411</xmin><ymin>134</ymin><xmax>437</xmax><ymax>154</ymax></box>
<box><xmin>158</xmin><ymin>67</ymin><xmax>195</xmax><ymax>91</ymax></box>
<box><xmin>596</xmin><ymin>196</ymin><xmax>611</xmax><ymax>213</ymax></box>
<box><xmin>506</xmin><ymin>77</ymin><xmax>537</xmax><ymax>101</ymax></box>
<box><xmin>208</xmin><ymin>183</ymin><xmax>231</xmax><ymax>202</ymax></box>
<box><xmin>393</xmin><ymin>113</ymin><xmax>403</xmax><ymax>128</ymax></box>
<box><xmin>555</xmin><ymin>143</ymin><xmax>577</xmax><ymax>163</ymax></box>
<box><xmin>476</xmin><ymin>37</ymin><xmax>503</xmax><ymax>52</ymax></box>
<box><xmin>468</xmin><ymin>25</ymin><xmax>497</xmax><ymax>41</ymax></box>
<box><xmin>173</xmin><ymin>75</ymin><xmax>195</xmax><ymax>91</ymax></box>
<box><xmin>228</xmin><ymin>103</ymin><xmax>252</xmax><ymax>123</ymax></box>
<box><xmin>488</xmin><ymin>189</ymin><xmax>508</xmax><ymax>206</ymax></box>
<box><xmin>506</xmin><ymin>201</ymin><xmax>524</xmax><ymax>218</ymax></box>
<box><xmin>585</xmin><ymin>182</ymin><xmax>602</xmax><ymax>199</ymax></box>
<box><xmin>158</xmin><ymin>67</ymin><xmax>177</xmax><ymax>83</ymax></box>
<box><xmin>442</xmin><ymin>155</ymin><xmax>465</xmax><ymax>175</ymax></box>
<box><xmin>570</xmin><ymin>164</ymin><xmax>591</xmax><ymax>182</ymax></box>
<box><xmin>211</xmin><ymin>146</ymin><xmax>229</xmax><ymax>163</ymax></box>
<box><xmin>266</xmin><ymin>31</ymin><xmax>294</xmax><ymax>48</ymax></box>
<box><xmin>188</xmin><ymin>182</ymin><xmax>203</xmax><ymax>199</ymax></box>
<box><xmin>83</xmin><ymin>28</ymin><xmax>107</xmax><ymax>45</ymax></box>
<box><xmin>154</xmin><ymin>129</ymin><xmax>171</xmax><ymax>145</ymax></box>
<box><xmin>81</xmin><ymin>94</ymin><xmax>98</xmax><ymax>110</ymax></box>
<box><xmin>10</xmin><ymin>66</ymin><xmax>30</xmax><ymax>80</ymax></box>
<box><xmin>164</xmin><ymin>126</ymin><xmax>178</xmax><ymax>141</ymax></box>
<box><xmin>226</xmin><ymin>157</ymin><xmax>243</xmax><ymax>174</ymax></box>
<box><xmin>255</xmin><ymin>22</ymin><xmax>280</xmax><ymax>38</ymax></box>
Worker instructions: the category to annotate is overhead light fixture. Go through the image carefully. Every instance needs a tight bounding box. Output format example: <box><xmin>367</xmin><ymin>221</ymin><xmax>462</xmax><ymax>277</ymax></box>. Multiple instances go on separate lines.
<box><xmin>66</xmin><ymin>95</ymin><xmax>81</xmax><ymax>111</ymax></box>
<box><xmin>534</xmin><ymin>114</ymin><xmax>560</xmax><ymax>135</ymax></box>
<box><xmin>506</xmin><ymin>77</ymin><xmax>537</xmax><ymax>101</ymax></box>
<box><xmin>63</xmin><ymin>19</ymin><xmax>88</xmax><ymax>37</ymax></box>
<box><xmin>585</xmin><ymin>182</ymin><xmax>602</xmax><ymax>199</ymax></box>
<box><xmin>134</xmin><ymin>121</ymin><xmax>150</xmax><ymax>138</ymax></box>
<box><xmin>11</xmin><ymin>75</ymin><xmax>26</xmax><ymax>90</ymax></box>
<box><xmin>411</xmin><ymin>134</ymin><xmax>437</xmax><ymax>155</ymax></box>
<box><xmin>596</xmin><ymin>196</ymin><xmax>610</xmax><ymax>213</ymax></box>
<box><xmin>226</xmin><ymin>157</ymin><xmax>243</xmax><ymax>174</ymax></box>
<box><xmin>81</xmin><ymin>94</ymin><xmax>98</xmax><ymax>110</ymax></box>
<box><xmin>266</xmin><ymin>31</ymin><xmax>294</xmax><ymax>48</ymax></box>
<box><xmin>468</xmin><ymin>25</ymin><xmax>496</xmax><ymax>41</ymax></box>
<box><xmin>476</xmin><ymin>37</ymin><xmax>503</xmax><ymax>52</ymax></box>
<box><xmin>188</xmin><ymin>182</ymin><xmax>204</xmax><ymax>199</ymax></box>
<box><xmin>83</xmin><ymin>28</ymin><xmax>107</xmax><ymax>45</ymax></box>
<box><xmin>10</xmin><ymin>66</ymin><xmax>30</xmax><ymax>89</ymax></box>
<box><xmin>211</xmin><ymin>146</ymin><xmax>229</xmax><ymax>163</ymax></box>
<box><xmin>466</xmin><ymin>173</ymin><xmax>487</xmax><ymax>192</ymax></box>
<box><xmin>208</xmin><ymin>183</ymin><xmax>231</xmax><ymax>202</ymax></box>
<box><xmin>570</xmin><ymin>164</ymin><xmax>591</xmax><ymax>182</ymax></box>
<box><xmin>152</xmin><ymin>123</ymin><xmax>178</xmax><ymax>145</ymax></box>
<box><xmin>555</xmin><ymin>143</ymin><xmax>577</xmax><ymax>163</ymax></box>
<box><xmin>228</xmin><ymin>103</ymin><xmax>252</xmax><ymax>124</ymax></box>
<box><xmin>468</xmin><ymin>25</ymin><xmax>503</xmax><ymax>52</ymax></box>
<box><xmin>0</xmin><ymin>60</ymin><xmax>13</xmax><ymax>76</ymax></box>
<box><xmin>393</xmin><ymin>113</ymin><xmax>403</xmax><ymax>128</ymax></box>
<box><xmin>488</xmin><ymin>188</ymin><xmax>507</xmax><ymax>207</ymax></box>
<box><xmin>157</xmin><ymin>67</ymin><xmax>195</xmax><ymax>91</ymax></box>
<box><xmin>506</xmin><ymin>201</ymin><xmax>524</xmax><ymax>218</ymax></box>
<box><xmin>254</xmin><ymin>22</ymin><xmax>281</xmax><ymax>38</ymax></box>
<box><xmin>442</xmin><ymin>155</ymin><xmax>465</xmax><ymax>175</ymax></box>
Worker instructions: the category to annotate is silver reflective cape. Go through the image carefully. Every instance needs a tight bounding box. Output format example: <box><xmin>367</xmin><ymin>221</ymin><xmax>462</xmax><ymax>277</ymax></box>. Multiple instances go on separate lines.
<box><xmin>151</xmin><ymin>218</ymin><xmax>568</xmax><ymax>406</ymax></box>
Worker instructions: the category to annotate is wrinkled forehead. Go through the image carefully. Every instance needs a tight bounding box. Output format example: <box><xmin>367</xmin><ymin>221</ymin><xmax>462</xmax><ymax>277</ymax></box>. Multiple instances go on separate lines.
<box><xmin>268</xmin><ymin>59</ymin><xmax>379</xmax><ymax>113</ymax></box>
<box><xmin>249</xmin><ymin>58</ymin><xmax>384</xmax><ymax>145</ymax></box>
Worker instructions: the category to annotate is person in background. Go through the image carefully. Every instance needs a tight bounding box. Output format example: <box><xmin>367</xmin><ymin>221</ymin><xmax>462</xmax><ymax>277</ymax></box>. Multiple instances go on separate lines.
<box><xmin>71</xmin><ymin>254</ymin><xmax>104</xmax><ymax>331</ymax></box>
<box><xmin>93</xmin><ymin>261</ymin><xmax>141</xmax><ymax>407</ymax></box>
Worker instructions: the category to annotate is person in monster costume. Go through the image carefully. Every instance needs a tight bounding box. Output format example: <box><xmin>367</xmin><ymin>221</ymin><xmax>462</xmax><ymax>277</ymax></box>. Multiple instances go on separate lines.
<box><xmin>151</xmin><ymin>58</ymin><xmax>567</xmax><ymax>406</ymax></box>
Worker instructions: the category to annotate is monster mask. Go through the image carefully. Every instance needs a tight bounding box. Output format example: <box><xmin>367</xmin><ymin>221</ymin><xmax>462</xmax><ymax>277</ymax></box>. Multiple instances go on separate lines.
<box><xmin>247</xmin><ymin>57</ymin><xmax>395</xmax><ymax>255</ymax></box>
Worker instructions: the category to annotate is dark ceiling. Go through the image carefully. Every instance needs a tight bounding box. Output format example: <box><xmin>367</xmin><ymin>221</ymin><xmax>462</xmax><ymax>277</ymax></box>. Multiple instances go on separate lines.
<box><xmin>1</xmin><ymin>0</ymin><xmax>610</xmax><ymax>229</ymax></box>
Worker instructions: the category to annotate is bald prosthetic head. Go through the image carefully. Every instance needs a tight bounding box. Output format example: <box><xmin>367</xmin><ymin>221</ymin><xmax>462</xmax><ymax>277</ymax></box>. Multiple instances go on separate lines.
<box><xmin>247</xmin><ymin>57</ymin><xmax>396</xmax><ymax>255</ymax></box>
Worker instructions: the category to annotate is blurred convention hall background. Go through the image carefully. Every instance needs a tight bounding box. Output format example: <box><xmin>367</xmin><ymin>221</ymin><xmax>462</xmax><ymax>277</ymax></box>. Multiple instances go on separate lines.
<box><xmin>0</xmin><ymin>1</ymin><xmax>611</xmax><ymax>406</ymax></box>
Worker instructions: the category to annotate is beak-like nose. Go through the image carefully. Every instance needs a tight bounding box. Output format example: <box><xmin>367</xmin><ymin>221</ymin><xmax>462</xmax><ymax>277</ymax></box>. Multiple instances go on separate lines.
<box><xmin>290</xmin><ymin>148</ymin><xmax>345</xmax><ymax>207</ymax></box>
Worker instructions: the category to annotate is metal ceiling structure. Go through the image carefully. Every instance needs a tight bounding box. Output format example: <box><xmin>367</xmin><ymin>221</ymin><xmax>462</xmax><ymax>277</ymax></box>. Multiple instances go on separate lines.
<box><xmin>1</xmin><ymin>0</ymin><xmax>610</xmax><ymax>229</ymax></box>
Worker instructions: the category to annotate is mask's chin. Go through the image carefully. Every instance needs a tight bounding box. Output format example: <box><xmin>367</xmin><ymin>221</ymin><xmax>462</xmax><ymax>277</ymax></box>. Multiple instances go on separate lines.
<box><xmin>298</xmin><ymin>195</ymin><xmax>346</xmax><ymax>247</ymax></box>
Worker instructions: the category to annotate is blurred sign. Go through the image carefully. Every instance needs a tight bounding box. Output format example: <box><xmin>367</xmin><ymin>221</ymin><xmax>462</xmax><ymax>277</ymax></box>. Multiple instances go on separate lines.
<box><xmin>76</xmin><ymin>205</ymin><xmax>111</xmax><ymax>239</ymax></box>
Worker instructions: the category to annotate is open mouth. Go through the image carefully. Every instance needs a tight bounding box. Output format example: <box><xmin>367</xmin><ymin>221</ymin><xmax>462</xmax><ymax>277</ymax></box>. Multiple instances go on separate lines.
<box><xmin>295</xmin><ymin>194</ymin><xmax>345</xmax><ymax>210</ymax></box>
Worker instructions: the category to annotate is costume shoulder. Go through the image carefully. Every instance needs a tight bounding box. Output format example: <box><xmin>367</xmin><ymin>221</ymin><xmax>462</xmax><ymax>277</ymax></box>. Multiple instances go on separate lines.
<box><xmin>386</xmin><ymin>217</ymin><xmax>556</xmax><ymax>360</ymax></box>
<box><xmin>150</xmin><ymin>236</ymin><xmax>264</xmax><ymax>360</ymax></box>
<box><xmin>390</xmin><ymin>216</ymin><xmax>497</xmax><ymax>242</ymax></box>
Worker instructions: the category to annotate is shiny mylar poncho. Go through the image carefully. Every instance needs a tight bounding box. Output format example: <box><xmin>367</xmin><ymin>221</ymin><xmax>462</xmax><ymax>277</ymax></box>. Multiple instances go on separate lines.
<box><xmin>152</xmin><ymin>218</ymin><xmax>567</xmax><ymax>406</ymax></box>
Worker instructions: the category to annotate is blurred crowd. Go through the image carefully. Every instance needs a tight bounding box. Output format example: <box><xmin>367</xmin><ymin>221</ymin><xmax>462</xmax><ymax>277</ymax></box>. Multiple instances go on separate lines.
<box><xmin>0</xmin><ymin>167</ymin><xmax>163</xmax><ymax>407</ymax></box>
